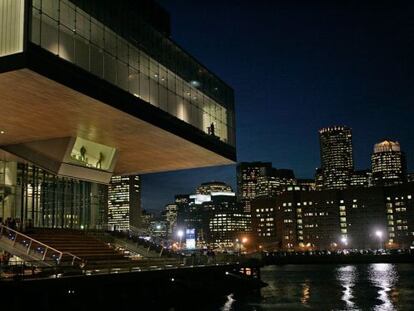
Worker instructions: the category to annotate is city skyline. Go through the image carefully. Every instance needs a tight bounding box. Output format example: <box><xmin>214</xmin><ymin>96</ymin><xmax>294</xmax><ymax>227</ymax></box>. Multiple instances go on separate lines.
<box><xmin>142</xmin><ymin>126</ymin><xmax>413</xmax><ymax>212</ymax></box>
<box><xmin>143</xmin><ymin>0</ymin><xmax>414</xmax><ymax>212</ymax></box>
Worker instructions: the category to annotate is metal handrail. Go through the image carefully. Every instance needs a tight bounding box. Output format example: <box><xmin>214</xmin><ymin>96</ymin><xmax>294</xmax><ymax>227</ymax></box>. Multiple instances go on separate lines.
<box><xmin>0</xmin><ymin>224</ymin><xmax>82</xmax><ymax>266</ymax></box>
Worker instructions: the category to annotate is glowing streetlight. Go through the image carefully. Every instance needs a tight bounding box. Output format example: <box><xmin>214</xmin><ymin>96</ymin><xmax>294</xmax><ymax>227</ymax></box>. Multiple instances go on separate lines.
<box><xmin>177</xmin><ymin>230</ymin><xmax>184</xmax><ymax>249</ymax></box>
<box><xmin>242</xmin><ymin>237</ymin><xmax>248</xmax><ymax>244</ymax></box>
<box><xmin>341</xmin><ymin>236</ymin><xmax>348</xmax><ymax>246</ymax></box>
<box><xmin>375</xmin><ymin>230</ymin><xmax>384</xmax><ymax>250</ymax></box>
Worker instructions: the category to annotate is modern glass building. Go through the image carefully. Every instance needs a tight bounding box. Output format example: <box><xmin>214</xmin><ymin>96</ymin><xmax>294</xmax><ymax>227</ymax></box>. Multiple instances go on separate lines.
<box><xmin>319</xmin><ymin>126</ymin><xmax>354</xmax><ymax>190</ymax></box>
<box><xmin>108</xmin><ymin>175</ymin><xmax>140</xmax><ymax>231</ymax></box>
<box><xmin>371</xmin><ymin>140</ymin><xmax>406</xmax><ymax>187</ymax></box>
<box><xmin>0</xmin><ymin>0</ymin><xmax>236</xmax><ymax>229</ymax></box>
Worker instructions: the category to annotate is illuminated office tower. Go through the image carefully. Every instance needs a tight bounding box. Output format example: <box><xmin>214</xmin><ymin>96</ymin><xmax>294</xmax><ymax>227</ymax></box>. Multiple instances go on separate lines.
<box><xmin>371</xmin><ymin>140</ymin><xmax>406</xmax><ymax>186</ymax></box>
<box><xmin>237</xmin><ymin>162</ymin><xmax>296</xmax><ymax>213</ymax></box>
<box><xmin>350</xmin><ymin>170</ymin><xmax>372</xmax><ymax>188</ymax></box>
<box><xmin>164</xmin><ymin>203</ymin><xmax>178</xmax><ymax>238</ymax></box>
<box><xmin>319</xmin><ymin>126</ymin><xmax>354</xmax><ymax>190</ymax></box>
<box><xmin>237</xmin><ymin>162</ymin><xmax>272</xmax><ymax>213</ymax></box>
<box><xmin>108</xmin><ymin>175</ymin><xmax>141</xmax><ymax>231</ymax></box>
<box><xmin>196</xmin><ymin>181</ymin><xmax>232</xmax><ymax>195</ymax></box>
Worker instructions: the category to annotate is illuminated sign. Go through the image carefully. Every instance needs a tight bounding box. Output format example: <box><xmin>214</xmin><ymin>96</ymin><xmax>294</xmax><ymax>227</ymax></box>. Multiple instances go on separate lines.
<box><xmin>186</xmin><ymin>228</ymin><xmax>196</xmax><ymax>249</ymax></box>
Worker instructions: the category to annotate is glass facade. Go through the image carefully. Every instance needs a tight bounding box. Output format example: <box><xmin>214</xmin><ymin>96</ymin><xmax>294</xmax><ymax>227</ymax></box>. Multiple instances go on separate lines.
<box><xmin>30</xmin><ymin>0</ymin><xmax>235</xmax><ymax>146</ymax></box>
<box><xmin>0</xmin><ymin>160</ymin><xmax>107</xmax><ymax>230</ymax></box>
<box><xmin>319</xmin><ymin>126</ymin><xmax>354</xmax><ymax>190</ymax></box>
<box><xmin>0</xmin><ymin>0</ymin><xmax>25</xmax><ymax>57</ymax></box>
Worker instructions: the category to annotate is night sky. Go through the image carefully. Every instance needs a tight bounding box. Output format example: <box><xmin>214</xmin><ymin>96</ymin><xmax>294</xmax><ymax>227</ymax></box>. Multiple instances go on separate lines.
<box><xmin>142</xmin><ymin>0</ymin><xmax>414</xmax><ymax>213</ymax></box>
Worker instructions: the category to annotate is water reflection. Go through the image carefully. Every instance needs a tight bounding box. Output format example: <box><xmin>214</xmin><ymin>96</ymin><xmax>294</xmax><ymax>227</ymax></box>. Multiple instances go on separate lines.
<box><xmin>337</xmin><ymin>265</ymin><xmax>357</xmax><ymax>310</ymax></box>
<box><xmin>221</xmin><ymin>293</ymin><xmax>236</xmax><ymax>311</ymax></box>
<box><xmin>368</xmin><ymin>263</ymin><xmax>399</xmax><ymax>311</ymax></box>
<box><xmin>300</xmin><ymin>280</ymin><xmax>311</xmax><ymax>306</ymax></box>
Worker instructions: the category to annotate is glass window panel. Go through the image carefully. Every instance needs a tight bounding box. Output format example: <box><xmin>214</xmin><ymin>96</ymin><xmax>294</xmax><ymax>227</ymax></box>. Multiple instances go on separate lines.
<box><xmin>75</xmin><ymin>35</ymin><xmax>89</xmax><ymax>71</ymax></box>
<box><xmin>139</xmin><ymin>72</ymin><xmax>150</xmax><ymax>103</ymax></box>
<box><xmin>33</xmin><ymin>0</ymin><xmax>41</xmax><ymax>9</ymax></box>
<box><xmin>104</xmin><ymin>28</ymin><xmax>116</xmax><ymax>56</ymax></box>
<box><xmin>31</xmin><ymin>8</ymin><xmax>41</xmax><ymax>45</ymax></box>
<box><xmin>41</xmin><ymin>15</ymin><xmax>58</xmax><ymax>55</ymax></box>
<box><xmin>129</xmin><ymin>47</ymin><xmax>139</xmax><ymax>70</ymax></box>
<box><xmin>59</xmin><ymin>26</ymin><xmax>75</xmax><ymax>63</ymax></box>
<box><xmin>150</xmin><ymin>59</ymin><xmax>159</xmax><ymax>80</ymax></box>
<box><xmin>60</xmin><ymin>1</ymin><xmax>75</xmax><ymax>30</ymax></box>
<box><xmin>91</xmin><ymin>21</ymin><xmax>104</xmax><ymax>47</ymax></box>
<box><xmin>139</xmin><ymin>52</ymin><xmax>149</xmax><ymax>74</ymax></box>
<box><xmin>128</xmin><ymin>68</ymin><xmax>140</xmax><ymax>97</ymax></box>
<box><xmin>167</xmin><ymin>71</ymin><xmax>175</xmax><ymax>91</ymax></box>
<box><xmin>149</xmin><ymin>78</ymin><xmax>159</xmax><ymax>107</ymax></box>
<box><xmin>117</xmin><ymin>61</ymin><xmax>129</xmax><ymax>92</ymax></box>
<box><xmin>76</xmin><ymin>10</ymin><xmax>90</xmax><ymax>40</ymax></box>
<box><xmin>42</xmin><ymin>0</ymin><xmax>59</xmax><ymax>20</ymax></box>
<box><xmin>159</xmin><ymin>84</ymin><xmax>168</xmax><ymax>111</ymax></box>
<box><xmin>167</xmin><ymin>90</ymin><xmax>178</xmax><ymax>117</ymax></box>
<box><xmin>90</xmin><ymin>45</ymin><xmax>104</xmax><ymax>78</ymax></box>
<box><xmin>104</xmin><ymin>53</ymin><xmax>117</xmax><ymax>85</ymax></box>
<box><xmin>117</xmin><ymin>39</ymin><xmax>128</xmax><ymax>64</ymax></box>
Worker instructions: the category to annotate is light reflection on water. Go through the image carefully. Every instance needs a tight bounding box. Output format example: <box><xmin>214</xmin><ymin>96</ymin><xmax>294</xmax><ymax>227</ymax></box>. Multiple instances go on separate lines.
<box><xmin>224</xmin><ymin>264</ymin><xmax>414</xmax><ymax>311</ymax></box>
<box><xmin>336</xmin><ymin>265</ymin><xmax>357</xmax><ymax>310</ymax></box>
<box><xmin>368</xmin><ymin>263</ymin><xmax>399</xmax><ymax>311</ymax></box>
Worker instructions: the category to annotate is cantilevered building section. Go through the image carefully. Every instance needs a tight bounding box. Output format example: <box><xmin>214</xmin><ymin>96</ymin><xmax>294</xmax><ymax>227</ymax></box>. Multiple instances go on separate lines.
<box><xmin>371</xmin><ymin>140</ymin><xmax>406</xmax><ymax>186</ymax></box>
<box><xmin>319</xmin><ymin>126</ymin><xmax>354</xmax><ymax>190</ymax></box>
<box><xmin>0</xmin><ymin>0</ymin><xmax>236</xmax><ymax>230</ymax></box>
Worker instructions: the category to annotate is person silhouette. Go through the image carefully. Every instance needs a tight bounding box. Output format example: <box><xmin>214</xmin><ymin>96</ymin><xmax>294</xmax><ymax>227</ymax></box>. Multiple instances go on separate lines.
<box><xmin>96</xmin><ymin>152</ymin><xmax>104</xmax><ymax>169</ymax></box>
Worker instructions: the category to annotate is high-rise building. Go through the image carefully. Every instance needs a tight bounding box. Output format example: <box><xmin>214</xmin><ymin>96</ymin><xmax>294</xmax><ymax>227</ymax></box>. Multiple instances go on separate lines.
<box><xmin>237</xmin><ymin>162</ymin><xmax>272</xmax><ymax>213</ymax></box>
<box><xmin>108</xmin><ymin>175</ymin><xmax>141</xmax><ymax>231</ymax></box>
<box><xmin>257</xmin><ymin>168</ymin><xmax>296</xmax><ymax>198</ymax></box>
<box><xmin>371</xmin><ymin>140</ymin><xmax>406</xmax><ymax>186</ymax></box>
<box><xmin>237</xmin><ymin>162</ymin><xmax>295</xmax><ymax>212</ymax></box>
<box><xmin>164</xmin><ymin>203</ymin><xmax>178</xmax><ymax>238</ymax></box>
<box><xmin>196</xmin><ymin>181</ymin><xmax>232</xmax><ymax>195</ymax></box>
<box><xmin>319</xmin><ymin>126</ymin><xmax>354</xmax><ymax>190</ymax></box>
<box><xmin>0</xmin><ymin>0</ymin><xmax>236</xmax><ymax>230</ymax></box>
<box><xmin>350</xmin><ymin>170</ymin><xmax>372</xmax><ymax>188</ymax></box>
<box><xmin>315</xmin><ymin>168</ymin><xmax>324</xmax><ymax>190</ymax></box>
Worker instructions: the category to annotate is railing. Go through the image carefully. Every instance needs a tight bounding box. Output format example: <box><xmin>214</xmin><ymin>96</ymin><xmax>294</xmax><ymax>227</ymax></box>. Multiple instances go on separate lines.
<box><xmin>0</xmin><ymin>224</ymin><xmax>82</xmax><ymax>266</ymax></box>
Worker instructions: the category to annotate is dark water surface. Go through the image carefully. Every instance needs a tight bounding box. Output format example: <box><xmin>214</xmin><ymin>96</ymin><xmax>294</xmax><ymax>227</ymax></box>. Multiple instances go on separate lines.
<box><xmin>224</xmin><ymin>264</ymin><xmax>414</xmax><ymax>311</ymax></box>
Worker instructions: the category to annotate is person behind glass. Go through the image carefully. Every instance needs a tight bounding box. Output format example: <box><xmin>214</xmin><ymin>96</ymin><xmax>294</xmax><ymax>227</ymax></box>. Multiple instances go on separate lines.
<box><xmin>208</xmin><ymin>122</ymin><xmax>215</xmax><ymax>136</ymax></box>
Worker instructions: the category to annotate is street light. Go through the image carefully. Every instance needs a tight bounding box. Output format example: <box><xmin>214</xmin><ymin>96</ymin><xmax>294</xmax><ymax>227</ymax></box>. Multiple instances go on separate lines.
<box><xmin>375</xmin><ymin>230</ymin><xmax>383</xmax><ymax>250</ymax></box>
<box><xmin>177</xmin><ymin>230</ymin><xmax>184</xmax><ymax>249</ymax></box>
<box><xmin>341</xmin><ymin>236</ymin><xmax>348</xmax><ymax>247</ymax></box>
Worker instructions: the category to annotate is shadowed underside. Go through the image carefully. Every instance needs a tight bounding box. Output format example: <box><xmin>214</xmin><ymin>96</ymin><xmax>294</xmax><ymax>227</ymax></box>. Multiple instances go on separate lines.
<box><xmin>0</xmin><ymin>69</ymin><xmax>234</xmax><ymax>176</ymax></box>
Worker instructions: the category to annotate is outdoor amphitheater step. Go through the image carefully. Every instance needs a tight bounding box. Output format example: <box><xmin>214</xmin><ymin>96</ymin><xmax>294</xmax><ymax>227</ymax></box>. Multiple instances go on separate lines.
<box><xmin>26</xmin><ymin>229</ymin><xmax>132</xmax><ymax>266</ymax></box>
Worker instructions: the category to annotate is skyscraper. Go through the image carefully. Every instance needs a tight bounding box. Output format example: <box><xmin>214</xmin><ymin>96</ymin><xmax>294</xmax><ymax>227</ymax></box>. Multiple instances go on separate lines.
<box><xmin>319</xmin><ymin>126</ymin><xmax>354</xmax><ymax>190</ymax></box>
<box><xmin>350</xmin><ymin>170</ymin><xmax>373</xmax><ymax>188</ymax></box>
<box><xmin>237</xmin><ymin>162</ymin><xmax>272</xmax><ymax>213</ymax></box>
<box><xmin>237</xmin><ymin>162</ymin><xmax>296</xmax><ymax>212</ymax></box>
<box><xmin>108</xmin><ymin>175</ymin><xmax>141</xmax><ymax>231</ymax></box>
<box><xmin>196</xmin><ymin>181</ymin><xmax>233</xmax><ymax>195</ymax></box>
<box><xmin>371</xmin><ymin>140</ymin><xmax>406</xmax><ymax>186</ymax></box>
<box><xmin>164</xmin><ymin>203</ymin><xmax>178</xmax><ymax>238</ymax></box>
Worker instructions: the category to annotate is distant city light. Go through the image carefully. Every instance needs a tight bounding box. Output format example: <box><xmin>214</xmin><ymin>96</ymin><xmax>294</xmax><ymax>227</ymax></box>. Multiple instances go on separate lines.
<box><xmin>177</xmin><ymin>230</ymin><xmax>184</xmax><ymax>238</ymax></box>
<box><xmin>375</xmin><ymin>230</ymin><xmax>383</xmax><ymax>238</ymax></box>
